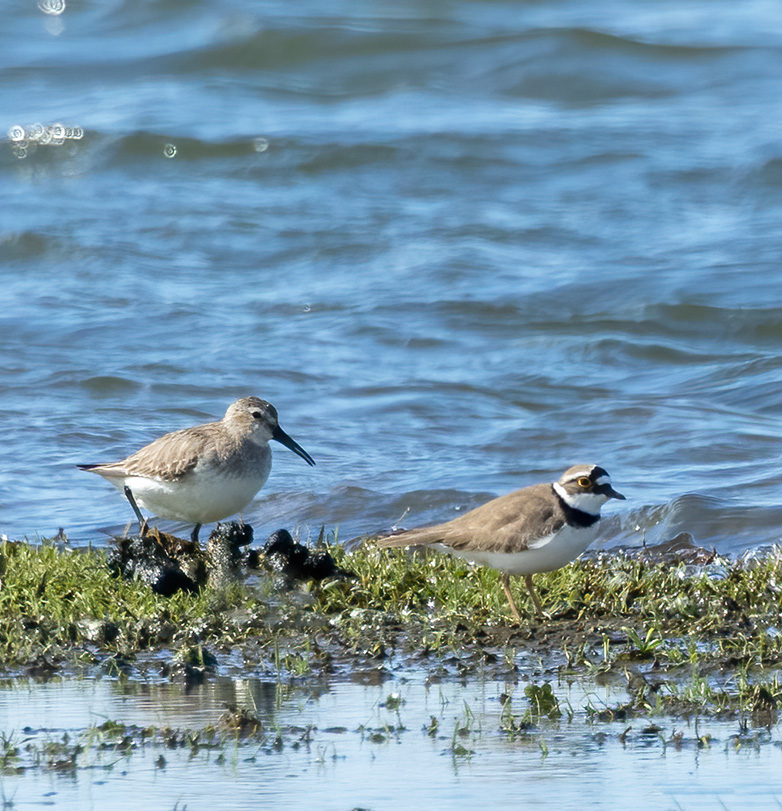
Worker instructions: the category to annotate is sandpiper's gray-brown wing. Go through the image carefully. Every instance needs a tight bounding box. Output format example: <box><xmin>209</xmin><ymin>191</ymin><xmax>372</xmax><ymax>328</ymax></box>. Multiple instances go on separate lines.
<box><xmin>79</xmin><ymin>423</ymin><xmax>223</xmax><ymax>482</ymax></box>
<box><xmin>377</xmin><ymin>483</ymin><xmax>567</xmax><ymax>554</ymax></box>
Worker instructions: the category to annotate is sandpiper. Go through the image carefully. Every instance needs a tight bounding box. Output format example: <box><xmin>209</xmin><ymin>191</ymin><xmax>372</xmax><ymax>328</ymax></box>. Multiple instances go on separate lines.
<box><xmin>377</xmin><ymin>464</ymin><xmax>624</xmax><ymax>621</ymax></box>
<box><xmin>79</xmin><ymin>397</ymin><xmax>315</xmax><ymax>542</ymax></box>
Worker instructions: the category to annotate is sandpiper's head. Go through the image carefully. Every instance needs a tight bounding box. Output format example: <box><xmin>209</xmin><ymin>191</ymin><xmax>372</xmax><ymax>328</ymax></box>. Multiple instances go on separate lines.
<box><xmin>553</xmin><ymin>464</ymin><xmax>625</xmax><ymax>515</ymax></box>
<box><xmin>225</xmin><ymin>397</ymin><xmax>315</xmax><ymax>466</ymax></box>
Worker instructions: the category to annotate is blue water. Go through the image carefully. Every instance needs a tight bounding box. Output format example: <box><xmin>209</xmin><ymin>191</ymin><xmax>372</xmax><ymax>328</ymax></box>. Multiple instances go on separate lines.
<box><xmin>1</xmin><ymin>675</ymin><xmax>781</xmax><ymax>811</ymax></box>
<box><xmin>3</xmin><ymin>0</ymin><xmax>782</xmax><ymax>553</ymax></box>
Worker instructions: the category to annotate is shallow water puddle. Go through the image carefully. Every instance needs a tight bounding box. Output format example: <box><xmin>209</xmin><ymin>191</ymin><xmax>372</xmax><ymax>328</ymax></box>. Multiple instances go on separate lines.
<box><xmin>0</xmin><ymin>676</ymin><xmax>780</xmax><ymax>810</ymax></box>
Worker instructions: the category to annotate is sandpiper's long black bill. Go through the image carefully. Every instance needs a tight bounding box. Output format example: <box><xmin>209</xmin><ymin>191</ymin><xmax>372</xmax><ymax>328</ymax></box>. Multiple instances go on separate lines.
<box><xmin>272</xmin><ymin>425</ymin><xmax>316</xmax><ymax>466</ymax></box>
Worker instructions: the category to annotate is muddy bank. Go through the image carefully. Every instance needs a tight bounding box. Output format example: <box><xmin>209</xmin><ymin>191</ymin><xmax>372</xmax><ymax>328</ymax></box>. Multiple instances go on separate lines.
<box><xmin>0</xmin><ymin>534</ymin><xmax>781</xmax><ymax>721</ymax></box>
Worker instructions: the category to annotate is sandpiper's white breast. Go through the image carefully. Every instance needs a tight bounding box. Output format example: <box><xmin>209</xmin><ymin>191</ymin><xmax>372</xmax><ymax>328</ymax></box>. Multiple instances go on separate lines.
<box><xmin>434</xmin><ymin>523</ymin><xmax>601</xmax><ymax>576</ymax></box>
<box><xmin>110</xmin><ymin>454</ymin><xmax>273</xmax><ymax>524</ymax></box>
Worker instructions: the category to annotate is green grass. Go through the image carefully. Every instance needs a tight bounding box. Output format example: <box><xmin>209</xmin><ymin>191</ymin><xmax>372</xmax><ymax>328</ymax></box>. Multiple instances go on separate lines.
<box><xmin>320</xmin><ymin>541</ymin><xmax>782</xmax><ymax>644</ymax></box>
<box><xmin>0</xmin><ymin>540</ymin><xmax>261</xmax><ymax>667</ymax></box>
<box><xmin>4</xmin><ymin>533</ymin><xmax>782</xmax><ymax>774</ymax></box>
<box><xmin>2</xmin><ymin>535</ymin><xmax>782</xmax><ymax>716</ymax></box>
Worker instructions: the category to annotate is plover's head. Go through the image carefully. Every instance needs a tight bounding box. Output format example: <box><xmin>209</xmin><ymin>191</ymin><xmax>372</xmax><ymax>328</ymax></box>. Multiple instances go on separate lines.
<box><xmin>226</xmin><ymin>397</ymin><xmax>315</xmax><ymax>466</ymax></box>
<box><xmin>553</xmin><ymin>464</ymin><xmax>625</xmax><ymax>515</ymax></box>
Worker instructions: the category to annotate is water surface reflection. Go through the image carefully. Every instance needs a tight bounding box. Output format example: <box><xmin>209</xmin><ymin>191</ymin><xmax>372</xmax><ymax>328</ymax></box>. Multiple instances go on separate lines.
<box><xmin>0</xmin><ymin>675</ymin><xmax>779</xmax><ymax>810</ymax></box>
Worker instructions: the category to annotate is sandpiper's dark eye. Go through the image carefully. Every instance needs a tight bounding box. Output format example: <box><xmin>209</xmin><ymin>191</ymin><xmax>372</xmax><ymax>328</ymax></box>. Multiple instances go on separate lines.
<box><xmin>251</xmin><ymin>411</ymin><xmax>263</xmax><ymax>419</ymax></box>
<box><xmin>577</xmin><ymin>476</ymin><xmax>591</xmax><ymax>488</ymax></box>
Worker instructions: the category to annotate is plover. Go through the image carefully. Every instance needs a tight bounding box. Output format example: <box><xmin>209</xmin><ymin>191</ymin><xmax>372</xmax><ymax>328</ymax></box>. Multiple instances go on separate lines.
<box><xmin>377</xmin><ymin>464</ymin><xmax>624</xmax><ymax>621</ymax></box>
<box><xmin>79</xmin><ymin>397</ymin><xmax>315</xmax><ymax>542</ymax></box>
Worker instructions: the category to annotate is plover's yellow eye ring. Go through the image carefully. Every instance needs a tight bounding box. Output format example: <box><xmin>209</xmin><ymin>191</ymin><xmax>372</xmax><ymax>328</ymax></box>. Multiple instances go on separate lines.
<box><xmin>577</xmin><ymin>476</ymin><xmax>591</xmax><ymax>488</ymax></box>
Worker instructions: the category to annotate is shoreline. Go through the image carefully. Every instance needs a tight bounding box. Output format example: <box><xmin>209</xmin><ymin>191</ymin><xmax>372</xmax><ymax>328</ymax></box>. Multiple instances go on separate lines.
<box><xmin>0</xmin><ymin>534</ymin><xmax>776</xmax><ymax>722</ymax></box>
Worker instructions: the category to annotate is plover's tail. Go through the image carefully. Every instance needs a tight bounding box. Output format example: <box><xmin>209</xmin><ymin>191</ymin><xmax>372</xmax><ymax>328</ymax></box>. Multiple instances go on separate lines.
<box><xmin>376</xmin><ymin>526</ymin><xmax>445</xmax><ymax>549</ymax></box>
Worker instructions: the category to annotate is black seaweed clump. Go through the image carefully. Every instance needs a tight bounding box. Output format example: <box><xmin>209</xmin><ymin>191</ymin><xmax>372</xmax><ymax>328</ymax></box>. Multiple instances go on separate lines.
<box><xmin>252</xmin><ymin>529</ymin><xmax>356</xmax><ymax>589</ymax></box>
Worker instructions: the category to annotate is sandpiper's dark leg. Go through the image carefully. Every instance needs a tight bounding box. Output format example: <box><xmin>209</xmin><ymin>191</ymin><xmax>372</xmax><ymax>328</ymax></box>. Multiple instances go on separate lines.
<box><xmin>524</xmin><ymin>573</ymin><xmax>544</xmax><ymax>616</ymax></box>
<box><xmin>123</xmin><ymin>486</ymin><xmax>148</xmax><ymax>537</ymax></box>
<box><xmin>191</xmin><ymin>523</ymin><xmax>202</xmax><ymax>544</ymax></box>
<box><xmin>500</xmin><ymin>572</ymin><xmax>522</xmax><ymax>622</ymax></box>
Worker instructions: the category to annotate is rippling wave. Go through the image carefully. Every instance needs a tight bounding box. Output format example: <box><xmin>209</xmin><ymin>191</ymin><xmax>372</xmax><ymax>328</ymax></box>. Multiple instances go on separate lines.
<box><xmin>2</xmin><ymin>1</ymin><xmax>782</xmax><ymax>553</ymax></box>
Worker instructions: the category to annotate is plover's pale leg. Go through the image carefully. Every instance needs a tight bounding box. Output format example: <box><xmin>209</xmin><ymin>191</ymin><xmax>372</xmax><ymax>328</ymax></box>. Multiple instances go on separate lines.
<box><xmin>123</xmin><ymin>486</ymin><xmax>149</xmax><ymax>538</ymax></box>
<box><xmin>523</xmin><ymin>573</ymin><xmax>544</xmax><ymax>616</ymax></box>
<box><xmin>500</xmin><ymin>572</ymin><xmax>522</xmax><ymax>622</ymax></box>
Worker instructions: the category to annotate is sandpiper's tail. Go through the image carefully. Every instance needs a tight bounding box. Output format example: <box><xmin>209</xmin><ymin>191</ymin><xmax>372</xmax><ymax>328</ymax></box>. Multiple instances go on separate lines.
<box><xmin>77</xmin><ymin>463</ymin><xmax>122</xmax><ymax>478</ymax></box>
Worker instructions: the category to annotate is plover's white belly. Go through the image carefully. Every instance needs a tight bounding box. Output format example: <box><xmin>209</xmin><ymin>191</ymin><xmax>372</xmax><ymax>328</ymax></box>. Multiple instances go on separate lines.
<box><xmin>435</xmin><ymin>523</ymin><xmax>600</xmax><ymax>576</ymax></box>
<box><xmin>113</xmin><ymin>469</ymin><xmax>270</xmax><ymax>524</ymax></box>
